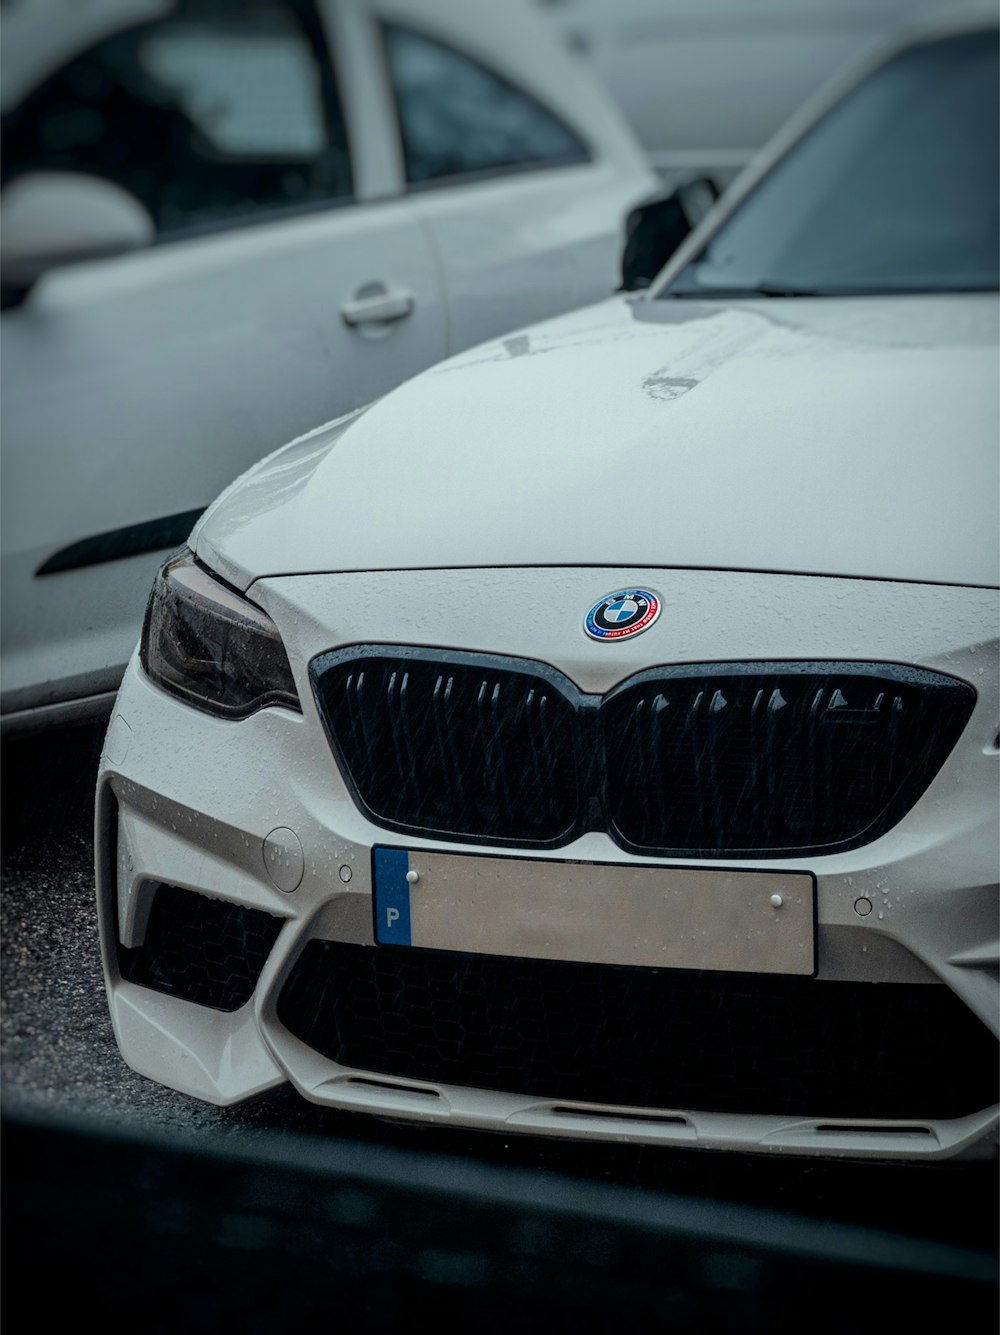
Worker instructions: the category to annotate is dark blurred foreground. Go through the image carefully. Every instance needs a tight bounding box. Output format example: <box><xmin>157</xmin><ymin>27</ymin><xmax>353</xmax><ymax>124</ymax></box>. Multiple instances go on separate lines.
<box><xmin>3</xmin><ymin>1107</ymin><xmax>997</xmax><ymax>1334</ymax></box>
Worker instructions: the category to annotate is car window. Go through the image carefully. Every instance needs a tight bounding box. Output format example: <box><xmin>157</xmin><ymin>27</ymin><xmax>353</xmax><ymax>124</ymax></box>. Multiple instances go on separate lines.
<box><xmin>1</xmin><ymin>0</ymin><xmax>352</xmax><ymax>236</ymax></box>
<box><xmin>659</xmin><ymin>27</ymin><xmax>999</xmax><ymax>297</ymax></box>
<box><xmin>381</xmin><ymin>23</ymin><xmax>589</xmax><ymax>185</ymax></box>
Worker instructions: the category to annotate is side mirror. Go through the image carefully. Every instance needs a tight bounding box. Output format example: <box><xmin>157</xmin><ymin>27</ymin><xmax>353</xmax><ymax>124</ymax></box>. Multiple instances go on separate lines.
<box><xmin>1</xmin><ymin>172</ymin><xmax>154</xmax><ymax>296</ymax></box>
<box><xmin>619</xmin><ymin>176</ymin><xmax>719</xmax><ymax>292</ymax></box>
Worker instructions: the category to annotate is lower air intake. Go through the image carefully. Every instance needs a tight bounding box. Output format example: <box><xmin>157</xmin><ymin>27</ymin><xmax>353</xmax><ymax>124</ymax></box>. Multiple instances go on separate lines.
<box><xmin>277</xmin><ymin>941</ymin><xmax>999</xmax><ymax>1121</ymax></box>
<box><xmin>119</xmin><ymin>882</ymin><xmax>283</xmax><ymax>1012</ymax></box>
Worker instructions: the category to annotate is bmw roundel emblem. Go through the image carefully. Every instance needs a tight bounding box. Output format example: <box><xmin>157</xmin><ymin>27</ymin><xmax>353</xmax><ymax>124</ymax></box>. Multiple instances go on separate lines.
<box><xmin>584</xmin><ymin>589</ymin><xmax>661</xmax><ymax>641</ymax></box>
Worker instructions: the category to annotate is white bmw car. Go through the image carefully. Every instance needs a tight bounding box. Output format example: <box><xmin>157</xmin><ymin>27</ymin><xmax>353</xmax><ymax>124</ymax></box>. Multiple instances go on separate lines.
<box><xmin>96</xmin><ymin>7</ymin><xmax>999</xmax><ymax>1161</ymax></box>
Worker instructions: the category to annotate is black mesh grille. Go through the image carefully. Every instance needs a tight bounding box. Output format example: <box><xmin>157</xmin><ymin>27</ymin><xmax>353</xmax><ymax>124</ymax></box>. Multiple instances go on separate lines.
<box><xmin>602</xmin><ymin>666</ymin><xmax>968</xmax><ymax>855</ymax></box>
<box><xmin>311</xmin><ymin>648</ymin><xmax>582</xmax><ymax>843</ymax></box>
<box><xmin>119</xmin><ymin>882</ymin><xmax>283</xmax><ymax>1011</ymax></box>
<box><xmin>277</xmin><ymin>941</ymin><xmax>999</xmax><ymax>1121</ymax></box>
<box><xmin>310</xmin><ymin>648</ymin><xmax>975</xmax><ymax>856</ymax></box>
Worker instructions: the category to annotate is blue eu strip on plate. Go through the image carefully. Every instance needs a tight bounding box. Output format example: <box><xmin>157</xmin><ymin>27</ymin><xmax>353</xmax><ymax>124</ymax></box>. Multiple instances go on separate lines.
<box><xmin>373</xmin><ymin>846</ymin><xmax>412</xmax><ymax>946</ymax></box>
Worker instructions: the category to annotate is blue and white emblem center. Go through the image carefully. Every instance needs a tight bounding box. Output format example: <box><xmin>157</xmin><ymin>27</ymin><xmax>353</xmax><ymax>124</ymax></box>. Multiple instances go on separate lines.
<box><xmin>584</xmin><ymin>589</ymin><xmax>661</xmax><ymax>641</ymax></box>
<box><xmin>604</xmin><ymin>598</ymin><xmax>638</xmax><ymax>623</ymax></box>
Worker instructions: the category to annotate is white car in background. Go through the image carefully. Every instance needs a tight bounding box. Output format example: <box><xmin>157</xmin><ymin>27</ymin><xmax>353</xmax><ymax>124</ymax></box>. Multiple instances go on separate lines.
<box><xmin>0</xmin><ymin>0</ymin><xmax>658</xmax><ymax>735</ymax></box>
<box><xmin>95</xmin><ymin>7</ymin><xmax>998</xmax><ymax>1160</ymax></box>
<box><xmin>538</xmin><ymin>0</ymin><xmax>932</xmax><ymax>189</ymax></box>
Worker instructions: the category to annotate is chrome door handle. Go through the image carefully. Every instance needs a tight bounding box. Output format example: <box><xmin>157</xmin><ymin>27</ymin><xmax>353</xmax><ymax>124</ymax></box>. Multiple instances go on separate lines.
<box><xmin>340</xmin><ymin>286</ymin><xmax>415</xmax><ymax>327</ymax></box>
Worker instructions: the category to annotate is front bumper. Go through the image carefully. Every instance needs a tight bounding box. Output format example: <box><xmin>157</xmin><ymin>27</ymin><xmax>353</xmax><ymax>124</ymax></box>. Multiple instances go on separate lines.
<box><xmin>95</xmin><ymin>566</ymin><xmax>1000</xmax><ymax>1160</ymax></box>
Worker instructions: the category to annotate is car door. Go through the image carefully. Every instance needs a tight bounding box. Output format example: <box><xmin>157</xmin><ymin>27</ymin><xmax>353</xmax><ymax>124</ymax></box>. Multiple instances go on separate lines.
<box><xmin>0</xmin><ymin>0</ymin><xmax>446</xmax><ymax>725</ymax></box>
<box><xmin>362</xmin><ymin>0</ymin><xmax>659</xmax><ymax>354</ymax></box>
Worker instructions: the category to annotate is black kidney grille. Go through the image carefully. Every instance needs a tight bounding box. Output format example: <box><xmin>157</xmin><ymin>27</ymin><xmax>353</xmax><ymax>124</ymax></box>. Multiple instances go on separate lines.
<box><xmin>311</xmin><ymin>648</ymin><xmax>581</xmax><ymax>843</ymax></box>
<box><xmin>277</xmin><ymin>941</ymin><xmax>999</xmax><ymax>1121</ymax></box>
<box><xmin>602</xmin><ymin>669</ymin><xmax>961</xmax><ymax>854</ymax></box>
<box><xmin>310</xmin><ymin>648</ymin><xmax>975</xmax><ymax>856</ymax></box>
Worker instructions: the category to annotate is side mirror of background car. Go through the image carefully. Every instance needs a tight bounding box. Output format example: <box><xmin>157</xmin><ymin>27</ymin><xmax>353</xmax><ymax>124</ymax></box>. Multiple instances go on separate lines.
<box><xmin>0</xmin><ymin>171</ymin><xmax>154</xmax><ymax>302</ymax></box>
<box><xmin>619</xmin><ymin>176</ymin><xmax>720</xmax><ymax>292</ymax></box>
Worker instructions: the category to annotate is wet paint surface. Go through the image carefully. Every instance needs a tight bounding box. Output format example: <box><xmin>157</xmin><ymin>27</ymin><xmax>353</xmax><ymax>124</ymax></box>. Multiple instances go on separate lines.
<box><xmin>196</xmin><ymin>293</ymin><xmax>998</xmax><ymax>592</ymax></box>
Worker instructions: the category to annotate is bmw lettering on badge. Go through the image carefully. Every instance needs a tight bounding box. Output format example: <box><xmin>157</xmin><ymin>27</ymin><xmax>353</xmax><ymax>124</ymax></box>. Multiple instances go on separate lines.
<box><xmin>584</xmin><ymin>589</ymin><xmax>661</xmax><ymax>641</ymax></box>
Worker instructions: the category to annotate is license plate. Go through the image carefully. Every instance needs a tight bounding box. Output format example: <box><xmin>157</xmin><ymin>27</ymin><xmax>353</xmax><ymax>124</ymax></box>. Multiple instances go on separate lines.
<box><xmin>373</xmin><ymin>847</ymin><xmax>815</xmax><ymax>976</ymax></box>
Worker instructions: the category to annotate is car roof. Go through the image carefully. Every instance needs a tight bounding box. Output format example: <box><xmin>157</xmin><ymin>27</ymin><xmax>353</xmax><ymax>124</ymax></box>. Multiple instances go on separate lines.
<box><xmin>0</xmin><ymin>0</ymin><xmax>614</xmax><ymax>116</ymax></box>
<box><xmin>1</xmin><ymin>0</ymin><xmax>171</xmax><ymax>112</ymax></box>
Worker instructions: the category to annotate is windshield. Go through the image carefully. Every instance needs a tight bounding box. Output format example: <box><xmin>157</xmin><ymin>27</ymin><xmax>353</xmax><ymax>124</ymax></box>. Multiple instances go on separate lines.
<box><xmin>659</xmin><ymin>27</ymin><xmax>999</xmax><ymax>297</ymax></box>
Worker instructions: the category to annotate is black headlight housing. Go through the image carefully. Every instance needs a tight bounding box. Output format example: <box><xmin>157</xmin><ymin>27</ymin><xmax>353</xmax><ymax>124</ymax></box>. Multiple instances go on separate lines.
<box><xmin>140</xmin><ymin>549</ymin><xmax>300</xmax><ymax>719</ymax></box>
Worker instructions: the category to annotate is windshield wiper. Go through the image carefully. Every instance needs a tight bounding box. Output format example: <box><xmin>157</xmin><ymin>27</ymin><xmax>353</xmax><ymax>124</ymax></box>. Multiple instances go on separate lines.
<box><xmin>664</xmin><ymin>281</ymin><xmax>823</xmax><ymax>299</ymax></box>
<box><xmin>662</xmin><ymin>280</ymin><xmax>1000</xmax><ymax>299</ymax></box>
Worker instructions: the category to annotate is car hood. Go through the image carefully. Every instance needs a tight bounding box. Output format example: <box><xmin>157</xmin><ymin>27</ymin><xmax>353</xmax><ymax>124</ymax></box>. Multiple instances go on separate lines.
<box><xmin>194</xmin><ymin>293</ymin><xmax>999</xmax><ymax>592</ymax></box>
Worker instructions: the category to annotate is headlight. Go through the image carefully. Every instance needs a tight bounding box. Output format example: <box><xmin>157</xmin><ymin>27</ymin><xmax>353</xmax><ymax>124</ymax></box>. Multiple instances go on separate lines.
<box><xmin>140</xmin><ymin>549</ymin><xmax>300</xmax><ymax>719</ymax></box>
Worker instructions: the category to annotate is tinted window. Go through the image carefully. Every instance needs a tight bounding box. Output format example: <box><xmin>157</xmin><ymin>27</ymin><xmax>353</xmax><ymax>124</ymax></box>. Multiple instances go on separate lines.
<box><xmin>661</xmin><ymin>29</ymin><xmax>999</xmax><ymax>296</ymax></box>
<box><xmin>382</xmin><ymin>23</ymin><xmax>589</xmax><ymax>184</ymax></box>
<box><xmin>1</xmin><ymin>0</ymin><xmax>352</xmax><ymax>235</ymax></box>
